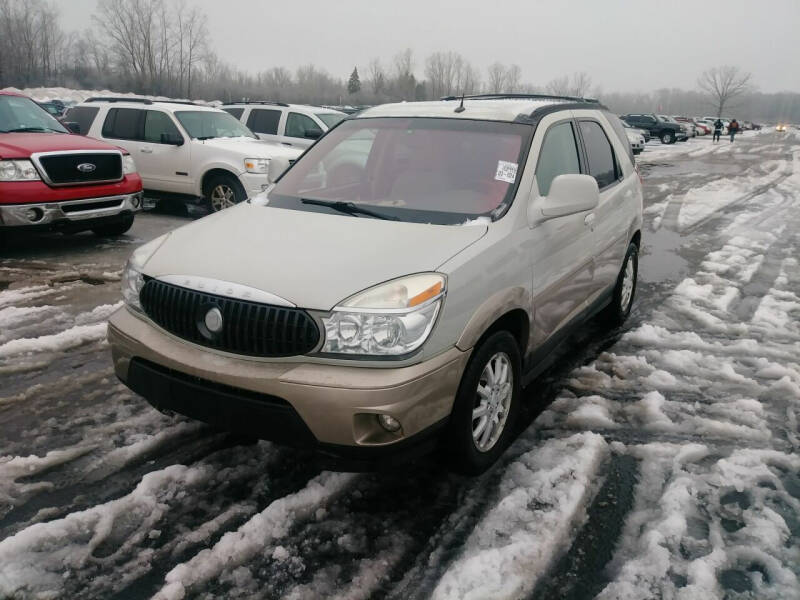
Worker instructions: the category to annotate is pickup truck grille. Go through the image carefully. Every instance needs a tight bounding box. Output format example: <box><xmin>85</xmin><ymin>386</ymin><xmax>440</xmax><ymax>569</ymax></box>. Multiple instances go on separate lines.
<box><xmin>140</xmin><ymin>279</ymin><xmax>320</xmax><ymax>357</ymax></box>
<box><xmin>37</xmin><ymin>152</ymin><xmax>122</xmax><ymax>186</ymax></box>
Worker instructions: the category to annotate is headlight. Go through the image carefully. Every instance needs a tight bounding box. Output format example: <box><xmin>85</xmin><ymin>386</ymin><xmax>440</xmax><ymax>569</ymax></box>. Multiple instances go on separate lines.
<box><xmin>121</xmin><ymin>235</ymin><xmax>167</xmax><ymax>313</ymax></box>
<box><xmin>122</xmin><ymin>154</ymin><xmax>137</xmax><ymax>175</ymax></box>
<box><xmin>321</xmin><ymin>273</ymin><xmax>445</xmax><ymax>357</ymax></box>
<box><xmin>0</xmin><ymin>159</ymin><xmax>41</xmax><ymax>181</ymax></box>
<box><xmin>244</xmin><ymin>158</ymin><xmax>269</xmax><ymax>174</ymax></box>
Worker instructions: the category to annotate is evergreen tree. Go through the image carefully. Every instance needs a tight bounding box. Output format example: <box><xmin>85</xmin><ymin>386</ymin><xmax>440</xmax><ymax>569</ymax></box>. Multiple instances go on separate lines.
<box><xmin>347</xmin><ymin>67</ymin><xmax>361</xmax><ymax>95</ymax></box>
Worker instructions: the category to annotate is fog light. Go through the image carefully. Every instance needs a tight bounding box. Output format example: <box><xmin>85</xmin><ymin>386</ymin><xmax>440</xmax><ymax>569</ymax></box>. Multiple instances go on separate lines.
<box><xmin>377</xmin><ymin>414</ymin><xmax>401</xmax><ymax>433</ymax></box>
<box><xmin>131</xmin><ymin>195</ymin><xmax>141</xmax><ymax>209</ymax></box>
<box><xmin>25</xmin><ymin>207</ymin><xmax>43</xmax><ymax>222</ymax></box>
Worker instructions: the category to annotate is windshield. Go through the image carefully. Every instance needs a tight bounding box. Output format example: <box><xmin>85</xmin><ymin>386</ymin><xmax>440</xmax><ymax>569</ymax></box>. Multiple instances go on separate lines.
<box><xmin>268</xmin><ymin>117</ymin><xmax>532</xmax><ymax>225</ymax></box>
<box><xmin>174</xmin><ymin>110</ymin><xmax>256</xmax><ymax>139</ymax></box>
<box><xmin>0</xmin><ymin>95</ymin><xmax>68</xmax><ymax>133</ymax></box>
<box><xmin>316</xmin><ymin>113</ymin><xmax>345</xmax><ymax>129</ymax></box>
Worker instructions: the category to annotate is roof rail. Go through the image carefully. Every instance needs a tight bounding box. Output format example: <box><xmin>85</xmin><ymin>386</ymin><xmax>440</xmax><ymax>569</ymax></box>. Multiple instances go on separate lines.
<box><xmin>84</xmin><ymin>97</ymin><xmax>198</xmax><ymax>106</ymax></box>
<box><xmin>226</xmin><ymin>100</ymin><xmax>290</xmax><ymax>107</ymax></box>
<box><xmin>440</xmin><ymin>93</ymin><xmax>600</xmax><ymax>104</ymax></box>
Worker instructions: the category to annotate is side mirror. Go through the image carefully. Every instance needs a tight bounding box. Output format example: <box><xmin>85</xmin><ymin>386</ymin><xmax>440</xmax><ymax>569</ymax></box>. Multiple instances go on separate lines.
<box><xmin>304</xmin><ymin>129</ymin><xmax>322</xmax><ymax>140</ymax></box>
<box><xmin>268</xmin><ymin>156</ymin><xmax>291</xmax><ymax>182</ymax></box>
<box><xmin>64</xmin><ymin>121</ymin><xmax>81</xmax><ymax>134</ymax></box>
<box><xmin>161</xmin><ymin>132</ymin><xmax>184</xmax><ymax>146</ymax></box>
<box><xmin>532</xmin><ymin>174</ymin><xmax>599</xmax><ymax>222</ymax></box>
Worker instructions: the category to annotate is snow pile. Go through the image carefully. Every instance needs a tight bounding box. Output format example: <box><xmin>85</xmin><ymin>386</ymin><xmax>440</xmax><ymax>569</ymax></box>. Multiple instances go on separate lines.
<box><xmin>2</xmin><ymin>86</ymin><xmax>217</xmax><ymax>106</ymax></box>
<box><xmin>432</xmin><ymin>433</ymin><xmax>608</xmax><ymax>600</ymax></box>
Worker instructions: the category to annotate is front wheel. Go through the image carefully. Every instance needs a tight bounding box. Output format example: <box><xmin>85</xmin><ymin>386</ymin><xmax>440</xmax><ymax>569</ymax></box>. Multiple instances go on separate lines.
<box><xmin>204</xmin><ymin>174</ymin><xmax>246</xmax><ymax>212</ymax></box>
<box><xmin>602</xmin><ymin>242</ymin><xmax>638</xmax><ymax>326</ymax></box>
<box><xmin>660</xmin><ymin>131</ymin><xmax>674</xmax><ymax>144</ymax></box>
<box><xmin>446</xmin><ymin>331</ymin><xmax>522</xmax><ymax>475</ymax></box>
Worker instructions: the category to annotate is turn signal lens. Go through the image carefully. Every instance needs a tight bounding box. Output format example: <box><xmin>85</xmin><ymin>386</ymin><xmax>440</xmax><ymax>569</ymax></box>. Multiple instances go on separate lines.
<box><xmin>409</xmin><ymin>281</ymin><xmax>443</xmax><ymax>307</ymax></box>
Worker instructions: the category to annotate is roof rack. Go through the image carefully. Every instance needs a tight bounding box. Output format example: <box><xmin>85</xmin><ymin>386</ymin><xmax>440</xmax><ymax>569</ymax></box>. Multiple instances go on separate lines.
<box><xmin>440</xmin><ymin>93</ymin><xmax>600</xmax><ymax>104</ymax></box>
<box><xmin>84</xmin><ymin>97</ymin><xmax>198</xmax><ymax>106</ymax></box>
<box><xmin>226</xmin><ymin>100</ymin><xmax>290</xmax><ymax>107</ymax></box>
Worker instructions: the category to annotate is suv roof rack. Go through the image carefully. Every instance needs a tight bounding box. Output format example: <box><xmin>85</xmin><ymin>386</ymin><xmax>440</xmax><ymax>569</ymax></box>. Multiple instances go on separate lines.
<box><xmin>226</xmin><ymin>100</ymin><xmax>290</xmax><ymax>107</ymax></box>
<box><xmin>84</xmin><ymin>97</ymin><xmax>198</xmax><ymax>106</ymax></box>
<box><xmin>440</xmin><ymin>93</ymin><xmax>600</xmax><ymax>104</ymax></box>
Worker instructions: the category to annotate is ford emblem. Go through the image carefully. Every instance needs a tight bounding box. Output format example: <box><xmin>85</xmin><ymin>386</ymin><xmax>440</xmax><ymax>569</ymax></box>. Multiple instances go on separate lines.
<box><xmin>77</xmin><ymin>163</ymin><xmax>96</xmax><ymax>173</ymax></box>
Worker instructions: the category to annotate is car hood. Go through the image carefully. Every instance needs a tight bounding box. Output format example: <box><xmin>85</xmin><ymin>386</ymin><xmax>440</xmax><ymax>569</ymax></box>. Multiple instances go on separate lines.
<box><xmin>197</xmin><ymin>137</ymin><xmax>302</xmax><ymax>160</ymax></box>
<box><xmin>0</xmin><ymin>132</ymin><xmax>125</xmax><ymax>159</ymax></box>
<box><xmin>142</xmin><ymin>203</ymin><xmax>488</xmax><ymax>310</ymax></box>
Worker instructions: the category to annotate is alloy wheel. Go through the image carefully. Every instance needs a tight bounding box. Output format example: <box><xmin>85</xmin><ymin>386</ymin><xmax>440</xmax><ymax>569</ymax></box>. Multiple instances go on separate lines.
<box><xmin>472</xmin><ymin>352</ymin><xmax>513</xmax><ymax>452</ymax></box>
<box><xmin>210</xmin><ymin>184</ymin><xmax>236</xmax><ymax>211</ymax></box>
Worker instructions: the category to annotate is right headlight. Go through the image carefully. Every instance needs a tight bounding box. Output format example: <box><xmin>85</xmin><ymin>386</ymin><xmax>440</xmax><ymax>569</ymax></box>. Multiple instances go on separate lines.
<box><xmin>320</xmin><ymin>273</ymin><xmax>445</xmax><ymax>357</ymax></box>
<box><xmin>0</xmin><ymin>159</ymin><xmax>41</xmax><ymax>181</ymax></box>
<box><xmin>121</xmin><ymin>235</ymin><xmax>167</xmax><ymax>313</ymax></box>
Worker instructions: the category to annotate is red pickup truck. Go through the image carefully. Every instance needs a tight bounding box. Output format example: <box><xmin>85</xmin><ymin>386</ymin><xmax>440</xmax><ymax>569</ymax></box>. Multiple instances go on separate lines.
<box><xmin>0</xmin><ymin>91</ymin><xmax>142</xmax><ymax>243</ymax></box>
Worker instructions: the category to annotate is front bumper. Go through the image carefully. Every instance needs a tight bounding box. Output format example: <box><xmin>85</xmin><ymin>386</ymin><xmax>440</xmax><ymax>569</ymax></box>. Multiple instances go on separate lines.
<box><xmin>108</xmin><ymin>307</ymin><xmax>470</xmax><ymax>452</ymax></box>
<box><xmin>238</xmin><ymin>171</ymin><xmax>271</xmax><ymax>197</ymax></box>
<box><xmin>0</xmin><ymin>192</ymin><xmax>143</xmax><ymax>228</ymax></box>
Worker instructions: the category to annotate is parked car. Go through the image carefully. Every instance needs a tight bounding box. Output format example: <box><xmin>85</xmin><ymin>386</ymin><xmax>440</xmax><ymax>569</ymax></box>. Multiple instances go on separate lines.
<box><xmin>621</xmin><ymin>113</ymin><xmax>687</xmax><ymax>144</ymax></box>
<box><xmin>621</xmin><ymin>119</ymin><xmax>650</xmax><ymax>142</ymax></box>
<box><xmin>0</xmin><ymin>92</ymin><xmax>142</xmax><ymax>242</ymax></box>
<box><xmin>37</xmin><ymin>101</ymin><xmax>66</xmax><ymax>118</ymax></box>
<box><xmin>68</xmin><ymin>98</ymin><xmax>303</xmax><ymax>212</ymax></box>
<box><xmin>108</xmin><ymin>94</ymin><xmax>643</xmax><ymax>473</ymax></box>
<box><xmin>658</xmin><ymin>115</ymin><xmax>690</xmax><ymax>140</ymax></box>
<box><xmin>693</xmin><ymin>121</ymin><xmax>710</xmax><ymax>135</ymax></box>
<box><xmin>221</xmin><ymin>101</ymin><xmax>346</xmax><ymax>149</ymax></box>
<box><xmin>621</xmin><ymin>122</ymin><xmax>646</xmax><ymax>154</ymax></box>
<box><xmin>672</xmin><ymin>116</ymin><xmax>701</xmax><ymax>136</ymax></box>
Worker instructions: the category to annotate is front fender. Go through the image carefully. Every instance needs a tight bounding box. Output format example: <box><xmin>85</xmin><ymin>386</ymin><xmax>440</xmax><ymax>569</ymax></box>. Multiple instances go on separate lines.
<box><xmin>455</xmin><ymin>286</ymin><xmax>531</xmax><ymax>352</ymax></box>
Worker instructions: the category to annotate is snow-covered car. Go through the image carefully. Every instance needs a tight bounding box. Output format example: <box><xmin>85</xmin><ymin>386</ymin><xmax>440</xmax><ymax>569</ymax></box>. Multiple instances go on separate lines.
<box><xmin>67</xmin><ymin>98</ymin><xmax>302</xmax><ymax>211</ymax></box>
<box><xmin>221</xmin><ymin>102</ymin><xmax>346</xmax><ymax>150</ymax></box>
<box><xmin>108</xmin><ymin>94</ymin><xmax>644</xmax><ymax>474</ymax></box>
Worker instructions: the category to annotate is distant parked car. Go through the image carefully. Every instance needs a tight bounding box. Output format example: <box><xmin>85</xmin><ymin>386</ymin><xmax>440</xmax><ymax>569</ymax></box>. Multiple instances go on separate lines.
<box><xmin>776</xmin><ymin>124</ymin><xmax>788</xmax><ymax>132</ymax></box>
<box><xmin>36</xmin><ymin>101</ymin><xmax>65</xmax><ymax>118</ymax></box>
<box><xmin>692</xmin><ymin>121</ymin><xmax>710</xmax><ymax>135</ymax></box>
<box><xmin>621</xmin><ymin>113</ymin><xmax>687</xmax><ymax>144</ymax></box>
<box><xmin>70</xmin><ymin>97</ymin><xmax>302</xmax><ymax>212</ymax></box>
<box><xmin>221</xmin><ymin>101</ymin><xmax>346</xmax><ymax>149</ymax></box>
<box><xmin>625</xmin><ymin>128</ymin><xmax>645</xmax><ymax>154</ymax></box>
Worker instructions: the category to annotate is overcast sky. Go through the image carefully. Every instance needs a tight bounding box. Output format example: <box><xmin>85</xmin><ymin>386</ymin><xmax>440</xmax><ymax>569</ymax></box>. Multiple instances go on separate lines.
<box><xmin>60</xmin><ymin>0</ymin><xmax>800</xmax><ymax>93</ymax></box>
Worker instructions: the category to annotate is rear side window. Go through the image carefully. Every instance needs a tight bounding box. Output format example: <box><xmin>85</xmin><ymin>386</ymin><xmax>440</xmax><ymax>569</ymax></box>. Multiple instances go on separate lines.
<box><xmin>143</xmin><ymin>110</ymin><xmax>182</xmax><ymax>143</ymax></box>
<box><xmin>102</xmin><ymin>108</ymin><xmax>144</xmax><ymax>140</ymax></box>
<box><xmin>579</xmin><ymin>121</ymin><xmax>618</xmax><ymax>189</ymax></box>
<box><xmin>535</xmin><ymin>121</ymin><xmax>581</xmax><ymax>196</ymax></box>
<box><xmin>247</xmin><ymin>109</ymin><xmax>281</xmax><ymax>135</ymax></box>
<box><xmin>63</xmin><ymin>106</ymin><xmax>98</xmax><ymax>134</ymax></box>
<box><xmin>604</xmin><ymin>113</ymin><xmax>634</xmax><ymax>164</ymax></box>
<box><xmin>223</xmin><ymin>107</ymin><xmax>244</xmax><ymax>119</ymax></box>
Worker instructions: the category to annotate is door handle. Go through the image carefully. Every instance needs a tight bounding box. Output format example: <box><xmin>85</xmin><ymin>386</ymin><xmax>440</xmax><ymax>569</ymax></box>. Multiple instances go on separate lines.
<box><xmin>584</xmin><ymin>213</ymin><xmax>596</xmax><ymax>228</ymax></box>
<box><xmin>140</xmin><ymin>147</ymin><xmax>153</xmax><ymax>154</ymax></box>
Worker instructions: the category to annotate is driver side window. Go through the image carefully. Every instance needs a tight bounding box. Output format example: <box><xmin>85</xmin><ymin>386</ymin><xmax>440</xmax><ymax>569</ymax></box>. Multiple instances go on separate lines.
<box><xmin>535</xmin><ymin>121</ymin><xmax>581</xmax><ymax>196</ymax></box>
<box><xmin>144</xmin><ymin>110</ymin><xmax>181</xmax><ymax>144</ymax></box>
<box><xmin>286</xmin><ymin>112</ymin><xmax>322</xmax><ymax>139</ymax></box>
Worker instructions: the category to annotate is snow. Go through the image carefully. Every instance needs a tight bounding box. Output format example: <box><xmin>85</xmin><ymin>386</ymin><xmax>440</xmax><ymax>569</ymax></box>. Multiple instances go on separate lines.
<box><xmin>2</xmin><ymin>86</ymin><xmax>217</xmax><ymax>106</ymax></box>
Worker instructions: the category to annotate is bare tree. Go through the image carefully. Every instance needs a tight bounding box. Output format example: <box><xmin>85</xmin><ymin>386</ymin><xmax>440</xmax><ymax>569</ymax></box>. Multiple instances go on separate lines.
<box><xmin>367</xmin><ymin>58</ymin><xmax>385</xmax><ymax>96</ymax></box>
<box><xmin>486</xmin><ymin>62</ymin><xmax>506</xmax><ymax>94</ymax></box>
<box><xmin>546</xmin><ymin>72</ymin><xmax>592</xmax><ymax>97</ymax></box>
<box><xmin>698</xmin><ymin>65</ymin><xmax>752</xmax><ymax>117</ymax></box>
<box><xmin>505</xmin><ymin>64</ymin><xmax>522</xmax><ymax>93</ymax></box>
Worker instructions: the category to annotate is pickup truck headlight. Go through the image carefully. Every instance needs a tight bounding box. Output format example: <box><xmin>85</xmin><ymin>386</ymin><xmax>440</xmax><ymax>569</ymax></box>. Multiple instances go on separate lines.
<box><xmin>0</xmin><ymin>159</ymin><xmax>41</xmax><ymax>181</ymax></box>
<box><xmin>321</xmin><ymin>273</ymin><xmax>445</xmax><ymax>357</ymax></box>
<box><xmin>122</xmin><ymin>154</ymin><xmax>137</xmax><ymax>175</ymax></box>
<box><xmin>244</xmin><ymin>158</ymin><xmax>269</xmax><ymax>174</ymax></box>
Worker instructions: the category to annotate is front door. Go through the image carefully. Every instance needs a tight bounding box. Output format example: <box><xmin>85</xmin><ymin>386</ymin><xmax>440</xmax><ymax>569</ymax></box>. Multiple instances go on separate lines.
<box><xmin>137</xmin><ymin>110</ymin><xmax>192</xmax><ymax>194</ymax></box>
<box><xmin>277</xmin><ymin>112</ymin><xmax>323</xmax><ymax>149</ymax></box>
<box><xmin>528</xmin><ymin>113</ymin><xmax>597</xmax><ymax>347</ymax></box>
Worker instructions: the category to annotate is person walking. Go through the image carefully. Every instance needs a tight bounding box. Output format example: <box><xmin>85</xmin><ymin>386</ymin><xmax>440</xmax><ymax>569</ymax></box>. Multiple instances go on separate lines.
<box><xmin>713</xmin><ymin>118</ymin><xmax>723</xmax><ymax>143</ymax></box>
<box><xmin>729</xmin><ymin>118</ymin><xmax>740</xmax><ymax>143</ymax></box>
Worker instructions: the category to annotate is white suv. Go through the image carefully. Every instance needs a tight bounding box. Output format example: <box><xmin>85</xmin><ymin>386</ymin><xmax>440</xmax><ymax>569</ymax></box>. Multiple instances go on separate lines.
<box><xmin>221</xmin><ymin>102</ymin><xmax>346</xmax><ymax>149</ymax></box>
<box><xmin>66</xmin><ymin>98</ymin><xmax>302</xmax><ymax>211</ymax></box>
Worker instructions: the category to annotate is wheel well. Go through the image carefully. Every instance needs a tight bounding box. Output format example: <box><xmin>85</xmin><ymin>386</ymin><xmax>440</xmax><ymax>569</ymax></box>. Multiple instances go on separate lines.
<box><xmin>201</xmin><ymin>168</ymin><xmax>240</xmax><ymax>196</ymax></box>
<box><xmin>478</xmin><ymin>309</ymin><xmax>529</xmax><ymax>354</ymax></box>
<box><xmin>631</xmin><ymin>230</ymin><xmax>641</xmax><ymax>249</ymax></box>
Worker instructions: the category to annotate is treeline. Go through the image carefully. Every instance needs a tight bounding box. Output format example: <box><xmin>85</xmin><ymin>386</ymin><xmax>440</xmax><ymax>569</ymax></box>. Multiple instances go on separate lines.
<box><xmin>1</xmin><ymin>0</ymin><xmax>799</xmax><ymax>121</ymax></box>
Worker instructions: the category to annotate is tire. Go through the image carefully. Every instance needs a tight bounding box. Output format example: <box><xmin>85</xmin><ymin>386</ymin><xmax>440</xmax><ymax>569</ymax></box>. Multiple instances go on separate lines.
<box><xmin>92</xmin><ymin>214</ymin><xmax>134</xmax><ymax>237</ymax></box>
<box><xmin>446</xmin><ymin>330</ymin><xmax>522</xmax><ymax>475</ymax></box>
<box><xmin>603</xmin><ymin>242</ymin><xmax>638</xmax><ymax>326</ymax></box>
<box><xmin>204</xmin><ymin>173</ymin><xmax>246</xmax><ymax>212</ymax></box>
<box><xmin>660</xmin><ymin>131</ymin><xmax>674</xmax><ymax>144</ymax></box>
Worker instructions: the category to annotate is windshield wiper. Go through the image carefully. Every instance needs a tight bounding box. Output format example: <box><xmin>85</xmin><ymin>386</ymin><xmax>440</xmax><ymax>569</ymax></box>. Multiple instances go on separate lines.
<box><xmin>196</xmin><ymin>135</ymin><xmax>218</xmax><ymax>140</ymax></box>
<box><xmin>2</xmin><ymin>127</ymin><xmax>64</xmax><ymax>133</ymax></box>
<box><xmin>300</xmin><ymin>198</ymin><xmax>399</xmax><ymax>221</ymax></box>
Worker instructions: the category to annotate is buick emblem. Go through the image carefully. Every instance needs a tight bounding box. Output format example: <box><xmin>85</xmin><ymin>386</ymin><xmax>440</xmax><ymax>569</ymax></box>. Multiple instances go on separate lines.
<box><xmin>77</xmin><ymin>162</ymin><xmax>96</xmax><ymax>173</ymax></box>
<box><xmin>204</xmin><ymin>307</ymin><xmax>224</xmax><ymax>333</ymax></box>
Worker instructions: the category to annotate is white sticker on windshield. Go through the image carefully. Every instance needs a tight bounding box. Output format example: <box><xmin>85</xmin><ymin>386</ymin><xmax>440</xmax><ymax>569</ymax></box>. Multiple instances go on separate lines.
<box><xmin>495</xmin><ymin>160</ymin><xmax>518</xmax><ymax>183</ymax></box>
